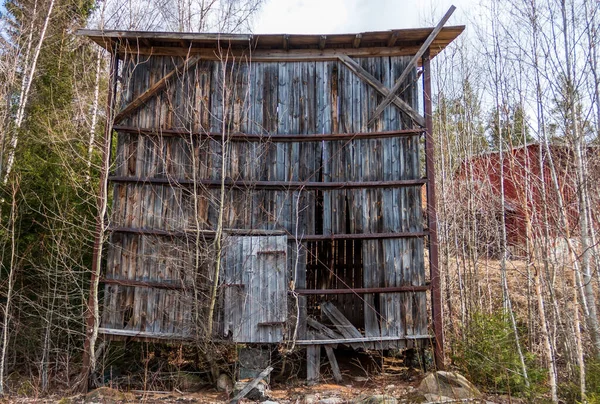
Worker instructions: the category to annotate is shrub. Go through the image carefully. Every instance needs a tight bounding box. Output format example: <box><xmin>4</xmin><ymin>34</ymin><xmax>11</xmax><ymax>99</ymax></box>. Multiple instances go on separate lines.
<box><xmin>451</xmin><ymin>311</ymin><xmax>546</xmax><ymax>398</ymax></box>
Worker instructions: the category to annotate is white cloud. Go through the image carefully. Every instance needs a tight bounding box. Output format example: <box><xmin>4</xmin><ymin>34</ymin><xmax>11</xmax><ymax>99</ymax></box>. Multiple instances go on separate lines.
<box><xmin>253</xmin><ymin>0</ymin><xmax>469</xmax><ymax>35</ymax></box>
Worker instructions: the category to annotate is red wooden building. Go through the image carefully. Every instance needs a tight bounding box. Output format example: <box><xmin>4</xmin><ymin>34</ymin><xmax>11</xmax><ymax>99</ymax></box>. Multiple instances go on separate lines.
<box><xmin>457</xmin><ymin>144</ymin><xmax>594</xmax><ymax>256</ymax></box>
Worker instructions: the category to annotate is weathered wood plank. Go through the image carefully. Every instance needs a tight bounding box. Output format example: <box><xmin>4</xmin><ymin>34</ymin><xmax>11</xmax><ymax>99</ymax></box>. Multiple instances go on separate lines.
<box><xmin>230</xmin><ymin>366</ymin><xmax>274</xmax><ymax>404</ymax></box>
<box><xmin>321</xmin><ymin>302</ymin><xmax>362</xmax><ymax>339</ymax></box>
<box><xmin>369</xmin><ymin>6</ymin><xmax>456</xmax><ymax>124</ymax></box>
<box><xmin>306</xmin><ymin>341</ymin><xmax>320</xmax><ymax>384</ymax></box>
<box><xmin>337</xmin><ymin>55</ymin><xmax>424</xmax><ymax>127</ymax></box>
<box><xmin>115</xmin><ymin>55</ymin><xmax>202</xmax><ymax>124</ymax></box>
<box><xmin>324</xmin><ymin>345</ymin><xmax>343</xmax><ymax>382</ymax></box>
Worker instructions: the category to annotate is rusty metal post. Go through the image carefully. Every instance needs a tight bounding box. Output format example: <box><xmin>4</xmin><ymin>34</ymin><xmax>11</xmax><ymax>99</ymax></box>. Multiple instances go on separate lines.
<box><xmin>80</xmin><ymin>46</ymin><xmax>119</xmax><ymax>392</ymax></box>
<box><xmin>423</xmin><ymin>49</ymin><xmax>444</xmax><ymax>369</ymax></box>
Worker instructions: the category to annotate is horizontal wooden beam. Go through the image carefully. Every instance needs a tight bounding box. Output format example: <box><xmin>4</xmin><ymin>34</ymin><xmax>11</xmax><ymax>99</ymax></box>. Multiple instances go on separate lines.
<box><xmin>109</xmin><ymin>227</ymin><xmax>190</xmax><ymax>237</ymax></box>
<box><xmin>108</xmin><ymin>176</ymin><xmax>427</xmax><ymax>190</ymax></box>
<box><xmin>109</xmin><ymin>226</ymin><xmax>288</xmax><ymax>237</ymax></box>
<box><xmin>80</xmin><ymin>30</ymin><xmax>254</xmax><ymax>42</ymax></box>
<box><xmin>109</xmin><ymin>226</ymin><xmax>428</xmax><ymax>241</ymax></box>
<box><xmin>295</xmin><ymin>335</ymin><xmax>432</xmax><ymax>345</ymax></box>
<box><xmin>112</xmin><ymin>125</ymin><xmax>425</xmax><ymax>142</ymax></box>
<box><xmin>101</xmin><ymin>277</ymin><xmax>185</xmax><ymax>290</ymax></box>
<box><xmin>294</xmin><ymin>285</ymin><xmax>429</xmax><ymax>295</ymax></box>
<box><xmin>98</xmin><ymin>327</ymin><xmax>193</xmax><ymax>340</ymax></box>
<box><xmin>115</xmin><ymin>44</ymin><xmax>430</xmax><ymax>61</ymax></box>
<box><xmin>300</xmin><ymin>231</ymin><xmax>429</xmax><ymax>240</ymax></box>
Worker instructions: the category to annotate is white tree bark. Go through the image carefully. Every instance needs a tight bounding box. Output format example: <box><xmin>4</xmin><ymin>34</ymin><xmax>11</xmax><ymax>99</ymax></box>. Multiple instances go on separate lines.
<box><xmin>3</xmin><ymin>0</ymin><xmax>56</xmax><ymax>184</ymax></box>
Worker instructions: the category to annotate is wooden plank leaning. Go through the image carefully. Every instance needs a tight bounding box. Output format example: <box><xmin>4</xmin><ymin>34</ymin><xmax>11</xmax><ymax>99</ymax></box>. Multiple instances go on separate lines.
<box><xmin>324</xmin><ymin>345</ymin><xmax>343</xmax><ymax>383</ymax></box>
<box><xmin>321</xmin><ymin>302</ymin><xmax>362</xmax><ymax>339</ymax></box>
<box><xmin>337</xmin><ymin>54</ymin><xmax>425</xmax><ymax>127</ymax></box>
<box><xmin>367</xmin><ymin>5</ymin><xmax>456</xmax><ymax>127</ymax></box>
<box><xmin>114</xmin><ymin>54</ymin><xmax>202</xmax><ymax>124</ymax></box>
<box><xmin>320</xmin><ymin>301</ymin><xmax>362</xmax><ymax>350</ymax></box>
<box><xmin>230</xmin><ymin>366</ymin><xmax>274</xmax><ymax>404</ymax></box>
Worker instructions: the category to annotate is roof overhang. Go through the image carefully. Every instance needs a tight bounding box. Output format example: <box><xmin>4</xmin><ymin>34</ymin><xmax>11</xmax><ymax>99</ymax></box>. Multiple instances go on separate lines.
<box><xmin>76</xmin><ymin>26</ymin><xmax>465</xmax><ymax>61</ymax></box>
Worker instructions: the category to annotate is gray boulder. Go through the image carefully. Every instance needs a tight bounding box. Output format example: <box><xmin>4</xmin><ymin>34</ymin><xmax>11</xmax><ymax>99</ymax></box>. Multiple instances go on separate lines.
<box><xmin>418</xmin><ymin>371</ymin><xmax>482</xmax><ymax>400</ymax></box>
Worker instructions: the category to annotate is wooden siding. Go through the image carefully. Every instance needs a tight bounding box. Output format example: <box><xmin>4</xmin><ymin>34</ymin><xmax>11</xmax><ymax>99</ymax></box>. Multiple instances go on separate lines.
<box><xmin>101</xmin><ymin>52</ymin><xmax>427</xmax><ymax>346</ymax></box>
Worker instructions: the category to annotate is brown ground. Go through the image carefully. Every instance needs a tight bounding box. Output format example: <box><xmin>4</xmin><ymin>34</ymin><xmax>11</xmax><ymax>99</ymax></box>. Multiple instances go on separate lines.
<box><xmin>2</xmin><ymin>371</ymin><xmax>526</xmax><ymax>403</ymax></box>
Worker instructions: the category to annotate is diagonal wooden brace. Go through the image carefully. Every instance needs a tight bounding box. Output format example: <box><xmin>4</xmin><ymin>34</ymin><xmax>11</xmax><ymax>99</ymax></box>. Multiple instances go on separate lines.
<box><xmin>367</xmin><ymin>5</ymin><xmax>456</xmax><ymax>126</ymax></box>
<box><xmin>114</xmin><ymin>54</ymin><xmax>202</xmax><ymax>124</ymax></box>
<box><xmin>337</xmin><ymin>54</ymin><xmax>425</xmax><ymax>127</ymax></box>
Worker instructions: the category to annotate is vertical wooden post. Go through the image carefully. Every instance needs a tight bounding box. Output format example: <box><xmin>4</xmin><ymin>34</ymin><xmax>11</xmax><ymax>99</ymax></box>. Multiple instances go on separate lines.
<box><xmin>81</xmin><ymin>45</ymin><xmax>119</xmax><ymax>392</ymax></box>
<box><xmin>423</xmin><ymin>49</ymin><xmax>444</xmax><ymax>370</ymax></box>
<box><xmin>306</xmin><ymin>344</ymin><xmax>320</xmax><ymax>384</ymax></box>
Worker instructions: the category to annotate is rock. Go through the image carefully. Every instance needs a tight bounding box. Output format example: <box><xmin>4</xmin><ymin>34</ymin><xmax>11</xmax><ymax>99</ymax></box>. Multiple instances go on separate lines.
<box><xmin>318</xmin><ymin>398</ymin><xmax>344</xmax><ymax>404</ymax></box>
<box><xmin>352</xmin><ymin>376</ymin><xmax>369</xmax><ymax>382</ymax></box>
<box><xmin>304</xmin><ymin>394</ymin><xmax>318</xmax><ymax>403</ymax></box>
<box><xmin>216</xmin><ymin>373</ymin><xmax>233</xmax><ymax>392</ymax></box>
<box><xmin>262</xmin><ymin>401</ymin><xmax>279</xmax><ymax>404</ymax></box>
<box><xmin>84</xmin><ymin>387</ymin><xmax>127</xmax><ymax>403</ymax></box>
<box><xmin>418</xmin><ymin>371</ymin><xmax>482</xmax><ymax>400</ymax></box>
<box><xmin>354</xmin><ymin>395</ymin><xmax>397</xmax><ymax>404</ymax></box>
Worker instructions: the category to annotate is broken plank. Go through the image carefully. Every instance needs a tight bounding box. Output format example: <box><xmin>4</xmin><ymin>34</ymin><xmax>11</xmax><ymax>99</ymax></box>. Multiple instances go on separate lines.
<box><xmin>307</xmin><ymin>317</ymin><xmax>343</xmax><ymax>340</ymax></box>
<box><xmin>321</xmin><ymin>301</ymin><xmax>362</xmax><ymax>339</ymax></box>
<box><xmin>324</xmin><ymin>345</ymin><xmax>343</xmax><ymax>383</ymax></box>
<box><xmin>230</xmin><ymin>366</ymin><xmax>273</xmax><ymax>404</ymax></box>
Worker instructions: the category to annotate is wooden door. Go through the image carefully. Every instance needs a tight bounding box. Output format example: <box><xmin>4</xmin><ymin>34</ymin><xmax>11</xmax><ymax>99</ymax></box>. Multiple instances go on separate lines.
<box><xmin>222</xmin><ymin>235</ymin><xmax>287</xmax><ymax>343</ymax></box>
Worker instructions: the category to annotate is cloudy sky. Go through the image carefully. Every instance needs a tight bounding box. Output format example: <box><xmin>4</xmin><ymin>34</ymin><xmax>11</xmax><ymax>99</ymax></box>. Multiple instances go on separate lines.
<box><xmin>254</xmin><ymin>0</ymin><xmax>472</xmax><ymax>35</ymax></box>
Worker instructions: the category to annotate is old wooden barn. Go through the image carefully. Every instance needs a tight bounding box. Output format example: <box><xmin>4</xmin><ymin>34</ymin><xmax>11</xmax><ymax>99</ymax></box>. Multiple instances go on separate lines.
<box><xmin>79</xmin><ymin>12</ymin><xmax>463</xmax><ymax>378</ymax></box>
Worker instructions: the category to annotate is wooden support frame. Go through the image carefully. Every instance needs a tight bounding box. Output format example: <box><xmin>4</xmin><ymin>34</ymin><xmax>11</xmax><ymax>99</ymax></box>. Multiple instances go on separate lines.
<box><xmin>80</xmin><ymin>46</ymin><xmax>119</xmax><ymax>393</ymax></box>
<box><xmin>307</xmin><ymin>343</ymin><xmax>320</xmax><ymax>384</ymax></box>
<box><xmin>368</xmin><ymin>5</ymin><xmax>456</xmax><ymax>126</ymax></box>
<box><xmin>423</xmin><ymin>49</ymin><xmax>444</xmax><ymax>369</ymax></box>
<box><xmin>81</xmin><ymin>19</ymin><xmax>462</xmax><ymax>358</ymax></box>
<box><xmin>113</xmin><ymin>54</ymin><xmax>202</xmax><ymax>124</ymax></box>
<box><xmin>337</xmin><ymin>54</ymin><xmax>425</xmax><ymax>126</ymax></box>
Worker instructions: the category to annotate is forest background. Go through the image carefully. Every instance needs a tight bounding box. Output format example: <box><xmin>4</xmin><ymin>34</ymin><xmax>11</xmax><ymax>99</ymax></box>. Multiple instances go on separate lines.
<box><xmin>0</xmin><ymin>0</ymin><xmax>599</xmax><ymax>402</ymax></box>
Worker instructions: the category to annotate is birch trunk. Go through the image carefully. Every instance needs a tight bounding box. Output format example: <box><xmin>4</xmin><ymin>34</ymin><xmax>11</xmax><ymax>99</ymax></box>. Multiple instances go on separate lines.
<box><xmin>3</xmin><ymin>0</ymin><xmax>56</xmax><ymax>184</ymax></box>
<box><xmin>0</xmin><ymin>181</ymin><xmax>19</xmax><ymax>396</ymax></box>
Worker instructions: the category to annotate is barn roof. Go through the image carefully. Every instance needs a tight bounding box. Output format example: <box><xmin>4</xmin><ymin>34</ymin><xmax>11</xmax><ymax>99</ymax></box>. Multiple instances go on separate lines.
<box><xmin>77</xmin><ymin>26</ymin><xmax>465</xmax><ymax>60</ymax></box>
